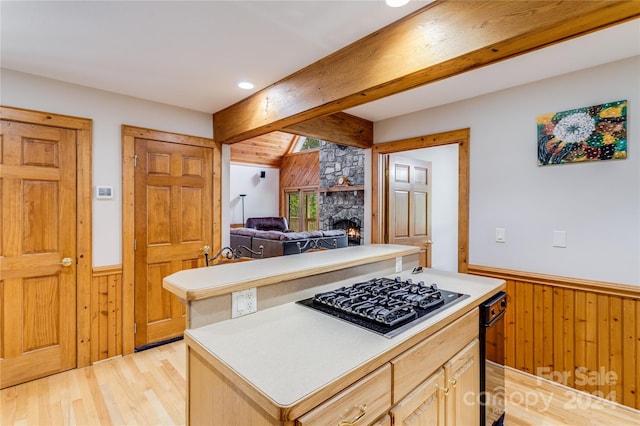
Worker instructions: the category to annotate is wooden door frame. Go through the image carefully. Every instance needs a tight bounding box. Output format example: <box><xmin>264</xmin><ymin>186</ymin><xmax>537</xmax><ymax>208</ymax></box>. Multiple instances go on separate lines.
<box><xmin>371</xmin><ymin>128</ymin><xmax>469</xmax><ymax>273</ymax></box>
<box><xmin>0</xmin><ymin>106</ymin><xmax>93</xmax><ymax>367</ymax></box>
<box><xmin>122</xmin><ymin>125</ymin><xmax>220</xmax><ymax>355</ymax></box>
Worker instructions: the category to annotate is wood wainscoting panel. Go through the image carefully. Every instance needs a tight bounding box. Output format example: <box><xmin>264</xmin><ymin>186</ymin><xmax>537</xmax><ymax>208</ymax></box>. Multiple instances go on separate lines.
<box><xmin>469</xmin><ymin>265</ymin><xmax>640</xmax><ymax>410</ymax></box>
<box><xmin>91</xmin><ymin>265</ymin><xmax>123</xmax><ymax>363</ymax></box>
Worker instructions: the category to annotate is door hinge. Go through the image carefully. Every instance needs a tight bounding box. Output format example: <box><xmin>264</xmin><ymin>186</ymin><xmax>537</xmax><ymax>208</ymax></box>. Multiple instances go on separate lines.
<box><xmin>134</xmin><ymin>239</ymin><xmax>137</xmax><ymax>250</ymax></box>
<box><xmin>132</xmin><ymin>154</ymin><xmax>137</xmax><ymax>167</ymax></box>
<box><xmin>134</xmin><ymin>323</ymin><xmax>137</xmax><ymax>334</ymax></box>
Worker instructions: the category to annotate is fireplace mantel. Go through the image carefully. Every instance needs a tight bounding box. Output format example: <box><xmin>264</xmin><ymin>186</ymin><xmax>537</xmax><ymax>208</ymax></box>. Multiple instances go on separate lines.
<box><xmin>319</xmin><ymin>185</ymin><xmax>364</xmax><ymax>193</ymax></box>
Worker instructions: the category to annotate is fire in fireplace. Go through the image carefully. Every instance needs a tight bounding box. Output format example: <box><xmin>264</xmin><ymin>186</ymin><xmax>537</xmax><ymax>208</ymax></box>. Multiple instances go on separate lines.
<box><xmin>331</xmin><ymin>217</ymin><xmax>361</xmax><ymax>246</ymax></box>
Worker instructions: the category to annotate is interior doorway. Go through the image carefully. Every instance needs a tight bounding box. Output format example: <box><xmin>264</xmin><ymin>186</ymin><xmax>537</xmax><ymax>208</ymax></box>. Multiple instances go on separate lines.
<box><xmin>391</xmin><ymin>144</ymin><xmax>459</xmax><ymax>271</ymax></box>
<box><xmin>386</xmin><ymin>155</ymin><xmax>433</xmax><ymax>267</ymax></box>
<box><xmin>372</xmin><ymin>128</ymin><xmax>469</xmax><ymax>273</ymax></box>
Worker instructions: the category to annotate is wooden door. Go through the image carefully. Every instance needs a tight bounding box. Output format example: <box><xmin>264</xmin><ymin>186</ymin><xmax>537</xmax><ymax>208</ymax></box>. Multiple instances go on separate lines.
<box><xmin>444</xmin><ymin>339</ymin><xmax>480</xmax><ymax>426</ymax></box>
<box><xmin>134</xmin><ymin>139</ymin><xmax>212</xmax><ymax>348</ymax></box>
<box><xmin>390</xmin><ymin>368</ymin><xmax>445</xmax><ymax>425</ymax></box>
<box><xmin>387</xmin><ymin>155</ymin><xmax>432</xmax><ymax>267</ymax></box>
<box><xmin>0</xmin><ymin>121</ymin><xmax>76</xmax><ymax>388</ymax></box>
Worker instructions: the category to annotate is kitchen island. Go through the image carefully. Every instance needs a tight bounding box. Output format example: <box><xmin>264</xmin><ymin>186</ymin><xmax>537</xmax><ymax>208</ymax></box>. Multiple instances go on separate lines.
<box><xmin>164</xmin><ymin>244</ymin><xmax>421</xmax><ymax>328</ymax></box>
<box><xmin>178</xmin><ymin>250</ymin><xmax>505</xmax><ymax>425</ymax></box>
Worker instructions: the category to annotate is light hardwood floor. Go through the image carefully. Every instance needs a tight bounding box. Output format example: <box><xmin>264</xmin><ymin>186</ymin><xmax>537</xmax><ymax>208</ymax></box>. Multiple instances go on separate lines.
<box><xmin>1</xmin><ymin>341</ymin><xmax>185</xmax><ymax>425</ymax></box>
<box><xmin>503</xmin><ymin>366</ymin><xmax>639</xmax><ymax>425</ymax></box>
<box><xmin>1</xmin><ymin>340</ymin><xmax>638</xmax><ymax>425</ymax></box>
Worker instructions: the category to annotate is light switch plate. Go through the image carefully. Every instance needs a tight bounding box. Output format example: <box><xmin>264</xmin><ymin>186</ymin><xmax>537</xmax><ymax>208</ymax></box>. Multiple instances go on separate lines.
<box><xmin>553</xmin><ymin>230</ymin><xmax>567</xmax><ymax>248</ymax></box>
<box><xmin>495</xmin><ymin>228</ymin><xmax>506</xmax><ymax>243</ymax></box>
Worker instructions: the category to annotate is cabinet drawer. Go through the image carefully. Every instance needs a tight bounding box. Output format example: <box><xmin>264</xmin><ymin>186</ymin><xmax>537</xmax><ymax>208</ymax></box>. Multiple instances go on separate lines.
<box><xmin>296</xmin><ymin>363</ymin><xmax>391</xmax><ymax>426</ymax></box>
<box><xmin>391</xmin><ymin>308</ymin><xmax>478</xmax><ymax>403</ymax></box>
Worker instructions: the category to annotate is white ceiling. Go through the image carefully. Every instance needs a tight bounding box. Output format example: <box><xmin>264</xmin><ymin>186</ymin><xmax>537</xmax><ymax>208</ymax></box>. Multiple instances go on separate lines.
<box><xmin>1</xmin><ymin>1</ymin><xmax>639</xmax><ymax>124</ymax></box>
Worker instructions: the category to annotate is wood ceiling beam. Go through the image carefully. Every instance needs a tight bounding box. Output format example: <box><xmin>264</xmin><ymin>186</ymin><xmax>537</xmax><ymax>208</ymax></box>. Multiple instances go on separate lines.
<box><xmin>212</xmin><ymin>0</ymin><xmax>639</xmax><ymax>144</ymax></box>
<box><xmin>282</xmin><ymin>112</ymin><xmax>373</xmax><ymax>149</ymax></box>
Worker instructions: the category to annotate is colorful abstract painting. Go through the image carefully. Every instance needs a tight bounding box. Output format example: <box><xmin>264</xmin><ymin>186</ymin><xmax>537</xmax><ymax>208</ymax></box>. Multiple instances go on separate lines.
<box><xmin>537</xmin><ymin>100</ymin><xmax>627</xmax><ymax>166</ymax></box>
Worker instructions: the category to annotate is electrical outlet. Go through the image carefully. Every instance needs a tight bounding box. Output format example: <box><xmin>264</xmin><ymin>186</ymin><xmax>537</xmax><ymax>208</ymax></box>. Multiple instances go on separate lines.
<box><xmin>232</xmin><ymin>287</ymin><xmax>257</xmax><ymax>318</ymax></box>
<box><xmin>495</xmin><ymin>228</ymin><xmax>506</xmax><ymax>243</ymax></box>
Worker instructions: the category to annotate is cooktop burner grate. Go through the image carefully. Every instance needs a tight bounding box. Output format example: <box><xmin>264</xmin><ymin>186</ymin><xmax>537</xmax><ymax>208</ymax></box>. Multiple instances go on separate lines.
<box><xmin>297</xmin><ymin>277</ymin><xmax>469</xmax><ymax>338</ymax></box>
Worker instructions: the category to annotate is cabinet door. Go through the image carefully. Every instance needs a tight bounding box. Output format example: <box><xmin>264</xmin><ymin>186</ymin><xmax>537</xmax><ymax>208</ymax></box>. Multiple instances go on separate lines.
<box><xmin>390</xmin><ymin>368</ymin><xmax>445</xmax><ymax>426</ymax></box>
<box><xmin>444</xmin><ymin>339</ymin><xmax>479</xmax><ymax>426</ymax></box>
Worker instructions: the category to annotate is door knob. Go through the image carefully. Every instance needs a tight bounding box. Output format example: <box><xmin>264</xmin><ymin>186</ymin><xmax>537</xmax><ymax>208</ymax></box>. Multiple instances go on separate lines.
<box><xmin>424</xmin><ymin>240</ymin><xmax>433</xmax><ymax>246</ymax></box>
<box><xmin>60</xmin><ymin>257</ymin><xmax>73</xmax><ymax>267</ymax></box>
<box><xmin>201</xmin><ymin>245</ymin><xmax>210</xmax><ymax>255</ymax></box>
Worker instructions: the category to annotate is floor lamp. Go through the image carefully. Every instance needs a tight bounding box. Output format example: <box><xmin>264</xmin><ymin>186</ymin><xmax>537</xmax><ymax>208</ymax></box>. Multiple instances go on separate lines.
<box><xmin>239</xmin><ymin>194</ymin><xmax>246</xmax><ymax>227</ymax></box>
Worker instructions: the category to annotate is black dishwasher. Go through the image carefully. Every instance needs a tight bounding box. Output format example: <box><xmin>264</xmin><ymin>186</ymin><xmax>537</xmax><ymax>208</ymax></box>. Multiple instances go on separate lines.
<box><xmin>480</xmin><ymin>291</ymin><xmax>507</xmax><ymax>426</ymax></box>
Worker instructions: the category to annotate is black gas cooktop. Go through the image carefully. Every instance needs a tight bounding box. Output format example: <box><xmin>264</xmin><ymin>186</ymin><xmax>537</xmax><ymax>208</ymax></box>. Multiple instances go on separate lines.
<box><xmin>297</xmin><ymin>276</ymin><xmax>469</xmax><ymax>338</ymax></box>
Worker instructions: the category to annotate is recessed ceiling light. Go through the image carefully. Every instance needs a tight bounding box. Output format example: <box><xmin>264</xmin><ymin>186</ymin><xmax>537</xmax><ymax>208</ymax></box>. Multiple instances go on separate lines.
<box><xmin>238</xmin><ymin>81</ymin><xmax>254</xmax><ymax>90</ymax></box>
<box><xmin>386</xmin><ymin>0</ymin><xmax>409</xmax><ymax>7</ymax></box>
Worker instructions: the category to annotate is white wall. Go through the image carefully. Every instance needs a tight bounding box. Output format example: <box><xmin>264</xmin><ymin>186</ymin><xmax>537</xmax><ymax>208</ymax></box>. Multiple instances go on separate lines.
<box><xmin>229</xmin><ymin>164</ymin><xmax>280</xmax><ymax>225</ymax></box>
<box><xmin>1</xmin><ymin>69</ymin><xmax>213</xmax><ymax>266</ymax></box>
<box><xmin>375</xmin><ymin>57</ymin><xmax>640</xmax><ymax>285</ymax></box>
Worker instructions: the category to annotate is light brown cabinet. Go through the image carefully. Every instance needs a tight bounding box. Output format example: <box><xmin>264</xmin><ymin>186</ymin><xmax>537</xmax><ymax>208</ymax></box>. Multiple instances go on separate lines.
<box><xmin>444</xmin><ymin>339</ymin><xmax>480</xmax><ymax>426</ymax></box>
<box><xmin>296</xmin><ymin>364</ymin><xmax>391</xmax><ymax>425</ymax></box>
<box><xmin>390</xmin><ymin>339</ymin><xmax>479</xmax><ymax>426</ymax></box>
<box><xmin>390</xmin><ymin>309</ymin><xmax>478</xmax><ymax>404</ymax></box>
<box><xmin>371</xmin><ymin>414</ymin><xmax>392</xmax><ymax>426</ymax></box>
<box><xmin>390</xmin><ymin>368</ymin><xmax>445</xmax><ymax>425</ymax></box>
<box><xmin>186</xmin><ymin>309</ymin><xmax>480</xmax><ymax>425</ymax></box>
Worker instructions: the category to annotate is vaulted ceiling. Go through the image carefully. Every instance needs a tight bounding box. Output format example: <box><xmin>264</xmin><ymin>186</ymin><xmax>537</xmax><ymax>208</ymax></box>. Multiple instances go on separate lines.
<box><xmin>230</xmin><ymin>131</ymin><xmax>298</xmax><ymax>168</ymax></box>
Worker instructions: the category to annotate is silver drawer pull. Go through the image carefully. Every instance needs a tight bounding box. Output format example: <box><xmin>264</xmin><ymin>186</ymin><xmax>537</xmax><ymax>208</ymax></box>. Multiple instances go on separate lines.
<box><xmin>338</xmin><ymin>405</ymin><xmax>366</xmax><ymax>426</ymax></box>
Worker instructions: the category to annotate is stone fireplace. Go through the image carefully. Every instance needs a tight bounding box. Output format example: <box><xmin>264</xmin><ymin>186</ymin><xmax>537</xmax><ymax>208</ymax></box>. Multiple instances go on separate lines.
<box><xmin>319</xmin><ymin>141</ymin><xmax>364</xmax><ymax>243</ymax></box>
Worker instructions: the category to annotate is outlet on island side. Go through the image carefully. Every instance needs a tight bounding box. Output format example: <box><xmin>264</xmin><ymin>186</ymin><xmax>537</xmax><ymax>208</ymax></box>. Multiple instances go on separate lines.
<box><xmin>232</xmin><ymin>287</ymin><xmax>257</xmax><ymax>318</ymax></box>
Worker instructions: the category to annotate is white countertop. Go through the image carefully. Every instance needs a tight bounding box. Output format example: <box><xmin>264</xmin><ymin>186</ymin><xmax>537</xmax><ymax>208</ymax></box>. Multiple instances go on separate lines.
<box><xmin>164</xmin><ymin>244</ymin><xmax>419</xmax><ymax>300</ymax></box>
<box><xmin>186</xmin><ymin>268</ymin><xmax>504</xmax><ymax>408</ymax></box>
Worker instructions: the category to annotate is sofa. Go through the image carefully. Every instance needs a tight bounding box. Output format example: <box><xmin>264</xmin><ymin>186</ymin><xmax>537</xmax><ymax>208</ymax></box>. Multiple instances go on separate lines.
<box><xmin>245</xmin><ymin>216</ymin><xmax>291</xmax><ymax>232</ymax></box>
<box><xmin>230</xmin><ymin>217</ymin><xmax>348</xmax><ymax>258</ymax></box>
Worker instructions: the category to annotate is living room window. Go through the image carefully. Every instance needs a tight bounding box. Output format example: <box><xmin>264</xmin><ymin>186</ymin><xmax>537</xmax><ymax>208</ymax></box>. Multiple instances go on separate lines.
<box><xmin>292</xmin><ymin>136</ymin><xmax>321</xmax><ymax>152</ymax></box>
<box><xmin>286</xmin><ymin>190</ymin><xmax>319</xmax><ymax>232</ymax></box>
